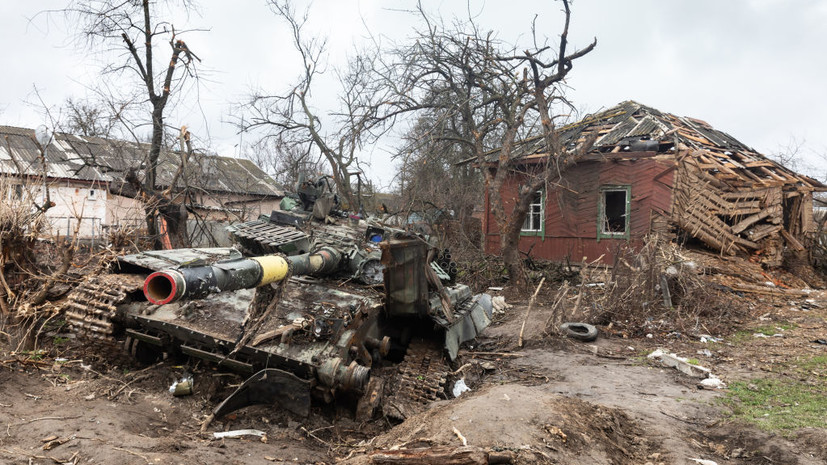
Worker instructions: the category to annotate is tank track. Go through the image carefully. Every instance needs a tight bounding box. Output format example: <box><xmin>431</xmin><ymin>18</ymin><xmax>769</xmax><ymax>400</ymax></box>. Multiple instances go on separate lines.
<box><xmin>64</xmin><ymin>274</ymin><xmax>144</xmax><ymax>343</ymax></box>
<box><xmin>382</xmin><ymin>340</ymin><xmax>449</xmax><ymax>420</ymax></box>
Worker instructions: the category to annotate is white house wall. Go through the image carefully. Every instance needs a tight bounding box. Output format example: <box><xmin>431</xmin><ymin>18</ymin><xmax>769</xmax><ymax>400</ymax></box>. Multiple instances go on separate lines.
<box><xmin>26</xmin><ymin>180</ymin><xmax>142</xmax><ymax>240</ymax></box>
<box><xmin>105</xmin><ymin>193</ymin><xmax>146</xmax><ymax>233</ymax></box>
<box><xmin>42</xmin><ymin>181</ymin><xmax>108</xmax><ymax>238</ymax></box>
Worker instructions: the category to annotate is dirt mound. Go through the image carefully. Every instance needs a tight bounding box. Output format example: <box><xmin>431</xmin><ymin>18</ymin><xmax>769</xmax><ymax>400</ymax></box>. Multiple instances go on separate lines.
<box><xmin>703</xmin><ymin>423</ymin><xmax>824</xmax><ymax>464</ymax></box>
<box><xmin>346</xmin><ymin>384</ymin><xmax>656</xmax><ymax>464</ymax></box>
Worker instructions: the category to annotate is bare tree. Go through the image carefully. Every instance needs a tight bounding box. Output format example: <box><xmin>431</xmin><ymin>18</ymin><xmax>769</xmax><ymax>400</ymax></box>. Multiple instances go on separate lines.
<box><xmin>244</xmin><ymin>135</ymin><xmax>328</xmax><ymax>189</ymax></box>
<box><xmin>241</xmin><ymin>0</ymin><xmax>399</xmax><ymax>212</ymax></box>
<box><xmin>395</xmin><ymin>110</ymin><xmax>483</xmax><ymax>232</ymax></box>
<box><xmin>387</xmin><ymin>1</ymin><xmax>596</xmax><ymax>289</ymax></box>
<box><xmin>61</xmin><ymin>0</ymin><xmax>202</xmax><ymax>249</ymax></box>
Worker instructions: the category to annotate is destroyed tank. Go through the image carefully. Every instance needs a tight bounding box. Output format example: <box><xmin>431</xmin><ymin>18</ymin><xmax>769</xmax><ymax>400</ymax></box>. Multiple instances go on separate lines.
<box><xmin>64</xmin><ymin>182</ymin><xmax>493</xmax><ymax>421</ymax></box>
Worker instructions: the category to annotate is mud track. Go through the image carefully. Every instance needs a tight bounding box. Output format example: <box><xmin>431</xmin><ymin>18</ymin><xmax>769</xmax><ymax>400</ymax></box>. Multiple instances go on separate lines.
<box><xmin>3</xmin><ymin>289</ymin><xmax>827</xmax><ymax>464</ymax></box>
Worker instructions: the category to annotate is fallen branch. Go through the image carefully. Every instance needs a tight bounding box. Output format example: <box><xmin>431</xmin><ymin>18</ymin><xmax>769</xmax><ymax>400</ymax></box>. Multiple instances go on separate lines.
<box><xmin>452</xmin><ymin>426</ymin><xmax>468</xmax><ymax>446</ymax></box>
<box><xmin>369</xmin><ymin>446</ymin><xmax>488</xmax><ymax>465</ymax></box>
<box><xmin>463</xmin><ymin>351</ymin><xmax>524</xmax><ymax>358</ymax></box>
<box><xmin>113</xmin><ymin>446</ymin><xmax>151</xmax><ymax>464</ymax></box>
<box><xmin>11</xmin><ymin>415</ymin><xmax>82</xmax><ymax>426</ymax></box>
<box><xmin>518</xmin><ymin>277</ymin><xmax>545</xmax><ymax>348</ymax></box>
<box><xmin>301</xmin><ymin>426</ymin><xmax>333</xmax><ymax>448</ymax></box>
<box><xmin>110</xmin><ymin>374</ymin><xmax>150</xmax><ymax>399</ymax></box>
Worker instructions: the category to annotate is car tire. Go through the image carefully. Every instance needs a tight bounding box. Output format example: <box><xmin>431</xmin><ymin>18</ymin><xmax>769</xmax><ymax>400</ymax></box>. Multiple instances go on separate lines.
<box><xmin>559</xmin><ymin>322</ymin><xmax>598</xmax><ymax>342</ymax></box>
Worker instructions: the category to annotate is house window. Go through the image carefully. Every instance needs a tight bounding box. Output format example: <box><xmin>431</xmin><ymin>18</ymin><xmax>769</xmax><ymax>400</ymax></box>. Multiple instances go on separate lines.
<box><xmin>88</xmin><ymin>189</ymin><xmax>97</xmax><ymax>201</ymax></box>
<box><xmin>598</xmin><ymin>185</ymin><xmax>630</xmax><ymax>239</ymax></box>
<box><xmin>521</xmin><ymin>190</ymin><xmax>544</xmax><ymax>234</ymax></box>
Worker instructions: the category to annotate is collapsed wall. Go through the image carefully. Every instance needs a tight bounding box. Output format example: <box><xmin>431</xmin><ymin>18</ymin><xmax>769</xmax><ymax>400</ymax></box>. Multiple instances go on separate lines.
<box><xmin>672</xmin><ymin>150</ymin><xmax>816</xmax><ymax>267</ymax></box>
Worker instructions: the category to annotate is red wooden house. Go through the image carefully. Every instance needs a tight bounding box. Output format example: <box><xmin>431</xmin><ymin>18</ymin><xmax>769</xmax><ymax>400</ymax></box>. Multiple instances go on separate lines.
<box><xmin>483</xmin><ymin>101</ymin><xmax>824</xmax><ymax>266</ymax></box>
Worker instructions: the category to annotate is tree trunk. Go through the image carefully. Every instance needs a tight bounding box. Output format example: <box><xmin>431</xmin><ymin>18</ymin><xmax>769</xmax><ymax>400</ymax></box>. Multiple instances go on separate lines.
<box><xmin>159</xmin><ymin>202</ymin><xmax>189</xmax><ymax>248</ymax></box>
<box><xmin>500</xmin><ymin>221</ymin><xmax>527</xmax><ymax>290</ymax></box>
<box><xmin>146</xmin><ymin>102</ymin><xmax>164</xmax><ymax>248</ymax></box>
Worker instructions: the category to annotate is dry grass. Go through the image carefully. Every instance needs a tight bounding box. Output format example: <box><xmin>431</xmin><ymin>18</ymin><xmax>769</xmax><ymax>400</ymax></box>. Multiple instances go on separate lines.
<box><xmin>0</xmin><ymin>179</ymin><xmax>117</xmax><ymax>352</ymax></box>
<box><xmin>540</xmin><ymin>235</ymin><xmax>749</xmax><ymax>337</ymax></box>
<box><xmin>593</xmin><ymin>235</ymin><xmax>749</xmax><ymax>336</ymax></box>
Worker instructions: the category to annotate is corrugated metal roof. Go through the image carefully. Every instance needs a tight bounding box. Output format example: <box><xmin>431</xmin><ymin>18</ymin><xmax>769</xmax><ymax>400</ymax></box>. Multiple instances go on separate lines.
<box><xmin>0</xmin><ymin>126</ymin><xmax>283</xmax><ymax>197</ymax></box>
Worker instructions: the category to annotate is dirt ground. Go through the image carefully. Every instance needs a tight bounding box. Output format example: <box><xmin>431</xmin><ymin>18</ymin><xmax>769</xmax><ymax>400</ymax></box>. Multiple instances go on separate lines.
<box><xmin>2</xmin><ymin>280</ymin><xmax>827</xmax><ymax>464</ymax></box>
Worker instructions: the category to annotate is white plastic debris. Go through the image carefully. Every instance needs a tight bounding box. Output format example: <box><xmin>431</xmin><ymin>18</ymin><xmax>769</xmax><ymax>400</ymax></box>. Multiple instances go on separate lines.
<box><xmin>689</xmin><ymin>459</ymin><xmax>718</xmax><ymax>465</ymax></box>
<box><xmin>697</xmin><ymin>349</ymin><xmax>713</xmax><ymax>357</ymax></box>
<box><xmin>648</xmin><ymin>349</ymin><xmax>711</xmax><ymax>378</ymax></box>
<box><xmin>491</xmin><ymin>296</ymin><xmax>511</xmax><ymax>314</ymax></box>
<box><xmin>699</xmin><ymin>334</ymin><xmax>721</xmax><ymax>343</ymax></box>
<box><xmin>213</xmin><ymin>429</ymin><xmax>266</xmax><ymax>439</ymax></box>
<box><xmin>699</xmin><ymin>375</ymin><xmax>726</xmax><ymax>389</ymax></box>
<box><xmin>452</xmin><ymin>379</ymin><xmax>471</xmax><ymax>398</ymax></box>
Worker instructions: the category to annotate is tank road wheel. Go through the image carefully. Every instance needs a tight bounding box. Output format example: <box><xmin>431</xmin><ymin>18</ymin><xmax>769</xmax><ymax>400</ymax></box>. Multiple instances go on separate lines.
<box><xmin>124</xmin><ymin>336</ymin><xmax>163</xmax><ymax>365</ymax></box>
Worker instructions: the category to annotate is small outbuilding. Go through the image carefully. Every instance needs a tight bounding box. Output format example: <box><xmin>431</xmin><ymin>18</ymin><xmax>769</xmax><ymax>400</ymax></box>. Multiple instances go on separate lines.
<box><xmin>483</xmin><ymin>101</ymin><xmax>825</xmax><ymax>266</ymax></box>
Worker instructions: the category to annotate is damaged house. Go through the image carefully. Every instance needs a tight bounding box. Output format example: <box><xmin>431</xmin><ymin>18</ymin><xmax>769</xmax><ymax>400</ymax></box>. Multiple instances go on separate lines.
<box><xmin>0</xmin><ymin>126</ymin><xmax>283</xmax><ymax>245</ymax></box>
<box><xmin>483</xmin><ymin>101</ymin><xmax>825</xmax><ymax>266</ymax></box>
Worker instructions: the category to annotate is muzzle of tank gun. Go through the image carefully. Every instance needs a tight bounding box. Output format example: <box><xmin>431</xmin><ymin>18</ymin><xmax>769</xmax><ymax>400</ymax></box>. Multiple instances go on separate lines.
<box><xmin>144</xmin><ymin>255</ymin><xmax>291</xmax><ymax>305</ymax></box>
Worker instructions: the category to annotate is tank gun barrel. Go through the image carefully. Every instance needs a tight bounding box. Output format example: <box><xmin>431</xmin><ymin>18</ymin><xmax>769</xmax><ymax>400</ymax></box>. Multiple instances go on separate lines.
<box><xmin>144</xmin><ymin>248</ymin><xmax>342</xmax><ymax>305</ymax></box>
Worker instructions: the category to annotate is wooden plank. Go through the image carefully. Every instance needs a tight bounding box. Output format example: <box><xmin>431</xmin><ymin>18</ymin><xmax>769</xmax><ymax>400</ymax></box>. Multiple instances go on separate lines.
<box><xmin>780</xmin><ymin>229</ymin><xmax>805</xmax><ymax>252</ymax></box>
<box><xmin>745</xmin><ymin>224</ymin><xmax>782</xmax><ymax>241</ymax></box>
<box><xmin>731</xmin><ymin>205</ymin><xmax>782</xmax><ymax>234</ymax></box>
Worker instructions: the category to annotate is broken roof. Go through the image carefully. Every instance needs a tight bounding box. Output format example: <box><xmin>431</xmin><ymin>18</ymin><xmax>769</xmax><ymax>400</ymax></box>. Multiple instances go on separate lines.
<box><xmin>500</xmin><ymin>101</ymin><xmax>824</xmax><ymax>190</ymax></box>
<box><xmin>0</xmin><ymin>126</ymin><xmax>283</xmax><ymax>197</ymax></box>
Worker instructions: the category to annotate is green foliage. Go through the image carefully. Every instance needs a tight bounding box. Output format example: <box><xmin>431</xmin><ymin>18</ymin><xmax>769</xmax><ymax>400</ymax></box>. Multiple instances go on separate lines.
<box><xmin>753</xmin><ymin>322</ymin><xmax>796</xmax><ymax>336</ymax></box>
<box><xmin>723</xmin><ymin>377</ymin><xmax>827</xmax><ymax>431</ymax></box>
<box><xmin>729</xmin><ymin>322</ymin><xmax>797</xmax><ymax>344</ymax></box>
<box><xmin>792</xmin><ymin>355</ymin><xmax>827</xmax><ymax>379</ymax></box>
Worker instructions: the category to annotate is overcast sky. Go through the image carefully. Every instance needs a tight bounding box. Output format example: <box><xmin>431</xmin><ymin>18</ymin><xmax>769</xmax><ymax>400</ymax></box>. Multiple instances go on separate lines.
<box><xmin>2</xmin><ymin>1</ymin><xmax>826</xmax><ymax>190</ymax></box>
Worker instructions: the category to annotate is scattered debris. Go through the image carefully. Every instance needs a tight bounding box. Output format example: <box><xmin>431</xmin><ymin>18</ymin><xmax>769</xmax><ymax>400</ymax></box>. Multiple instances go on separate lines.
<box><xmin>543</xmin><ymin>424</ymin><xmax>567</xmax><ymax>443</ymax></box>
<box><xmin>212</xmin><ymin>429</ymin><xmax>266</xmax><ymax>439</ymax></box>
<box><xmin>689</xmin><ymin>459</ymin><xmax>718</xmax><ymax>465</ymax></box>
<box><xmin>368</xmin><ymin>446</ymin><xmax>488</xmax><ymax>465</ymax></box>
<box><xmin>169</xmin><ymin>375</ymin><xmax>194</xmax><ymax>397</ymax></box>
<box><xmin>452</xmin><ymin>426</ymin><xmax>468</xmax><ymax>446</ymax></box>
<box><xmin>698</xmin><ymin>375</ymin><xmax>726</xmax><ymax>390</ymax></box>
<box><xmin>491</xmin><ymin>296</ymin><xmax>511</xmax><ymax>314</ymax></box>
<box><xmin>452</xmin><ymin>379</ymin><xmax>471</xmax><ymax>398</ymax></box>
<box><xmin>41</xmin><ymin>436</ymin><xmax>70</xmax><ymax>451</ymax></box>
<box><xmin>647</xmin><ymin>349</ymin><xmax>711</xmax><ymax>378</ymax></box>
